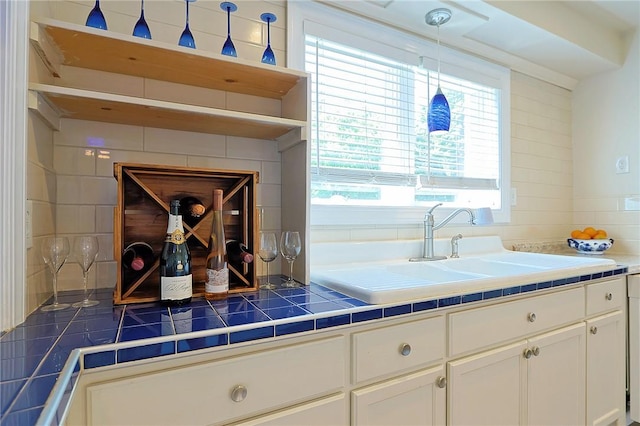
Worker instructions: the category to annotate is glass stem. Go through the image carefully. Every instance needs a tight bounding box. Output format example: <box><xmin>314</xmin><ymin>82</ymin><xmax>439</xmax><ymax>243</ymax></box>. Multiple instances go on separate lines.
<box><xmin>82</xmin><ymin>271</ymin><xmax>90</xmax><ymax>302</ymax></box>
<box><xmin>266</xmin><ymin>262</ymin><xmax>270</xmax><ymax>283</ymax></box>
<box><xmin>288</xmin><ymin>260</ymin><xmax>294</xmax><ymax>281</ymax></box>
<box><xmin>52</xmin><ymin>273</ymin><xmax>59</xmax><ymax>305</ymax></box>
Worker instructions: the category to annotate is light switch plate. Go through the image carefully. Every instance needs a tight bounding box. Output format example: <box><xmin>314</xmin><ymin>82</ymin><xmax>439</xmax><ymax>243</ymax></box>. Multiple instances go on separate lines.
<box><xmin>616</xmin><ymin>156</ymin><xmax>629</xmax><ymax>174</ymax></box>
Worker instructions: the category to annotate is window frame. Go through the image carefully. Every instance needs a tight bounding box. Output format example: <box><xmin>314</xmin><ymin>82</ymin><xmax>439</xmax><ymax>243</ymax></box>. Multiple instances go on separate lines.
<box><xmin>287</xmin><ymin>1</ymin><xmax>511</xmax><ymax>226</ymax></box>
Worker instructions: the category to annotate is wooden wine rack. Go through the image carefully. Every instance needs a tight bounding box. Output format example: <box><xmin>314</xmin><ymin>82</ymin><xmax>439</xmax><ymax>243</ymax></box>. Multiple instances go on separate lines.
<box><xmin>113</xmin><ymin>163</ymin><xmax>258</xmax><ymax>305</ymax></box>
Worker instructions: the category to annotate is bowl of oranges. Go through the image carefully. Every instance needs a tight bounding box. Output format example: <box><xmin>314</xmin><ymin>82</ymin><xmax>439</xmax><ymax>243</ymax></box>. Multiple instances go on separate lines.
<box><xmin>568</xmin><ymin>227</ymin><xmax>613</xmax><ymax>255</ymax></box>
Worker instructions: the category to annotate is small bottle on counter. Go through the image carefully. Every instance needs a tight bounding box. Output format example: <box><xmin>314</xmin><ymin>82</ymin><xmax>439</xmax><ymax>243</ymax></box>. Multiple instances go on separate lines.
<box><xmin>205</xmin><ymin>189</ymin><xmax>228</xmax><ymax>300</ymax></box>
<box><xmin>159</xmin><ymin>199</ymin><xmax>192</xmax><ymax>306</ymax></box>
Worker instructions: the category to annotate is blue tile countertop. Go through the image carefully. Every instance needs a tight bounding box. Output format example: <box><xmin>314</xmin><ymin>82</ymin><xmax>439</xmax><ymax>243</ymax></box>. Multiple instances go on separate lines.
<box><xmin>0</xmin><ymin>266</ymin><xmax>629</xmax><ymax>426</ymax></box>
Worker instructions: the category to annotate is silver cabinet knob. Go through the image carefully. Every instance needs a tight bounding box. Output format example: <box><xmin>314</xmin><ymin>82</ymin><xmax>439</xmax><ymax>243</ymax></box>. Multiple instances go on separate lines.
<box><xmin>400</xmin><ymin>343</ymin><xmax>412</xmax><ymax>356</ymax></box>
<box><xmin>531</xmin><ymin>346</ymin><xmax>540</xmax><ymax>356</ymax></box>
<box><xmin>523</xmin><ymin>348</ymin><xmax>533</xmax><ymax>359</ymax></box>
<box><xmin>590</xmin><ymin>326</ymin><xmax>598</xmax><ymax>335</ymax></box>
<box><xmin>605</xmin><ymin>292</ymin><xmax>613</xmax><ymax>301</ymax></box>
<box><xmin>230</xmin><ymin>385</ymin><xmax>247</xmax><ymax>402</ymax></box>
<box><xmin>527</xmin><ymin>312</ymin><xmax>537</xmax><ymax>323</ymax></box>
<box><xmin>436</xmin><ymin>376</ymin><xmax>447</xmax><ymax>388</ymax></box>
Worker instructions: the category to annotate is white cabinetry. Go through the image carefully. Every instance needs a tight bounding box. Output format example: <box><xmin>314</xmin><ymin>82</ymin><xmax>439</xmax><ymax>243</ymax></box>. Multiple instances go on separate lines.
<box><xmin>352</xmin><ymin>366</ymin><xmax>446</xmax><ymax>426</ymax></box>
<box><xmin>351</xmin><ymin>316</ymin><xmax>446</xmax><ymax>425</ymax></box>
<box><xmin>585</xmin><ymin>278</ymin><xmax>627</xmax><ymax>426</ymax></box>
<box><xmin>448</xmin><ymin>323</ymin><xmax>585</xmax><ymax>426</ymax></box>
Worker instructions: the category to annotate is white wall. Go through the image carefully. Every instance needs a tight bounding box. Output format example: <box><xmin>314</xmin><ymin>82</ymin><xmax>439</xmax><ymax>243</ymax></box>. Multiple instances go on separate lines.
<box><xmin>573</xmin><ymin>30</ymin><xmax>640</xmax><ymax>255</ymax></box>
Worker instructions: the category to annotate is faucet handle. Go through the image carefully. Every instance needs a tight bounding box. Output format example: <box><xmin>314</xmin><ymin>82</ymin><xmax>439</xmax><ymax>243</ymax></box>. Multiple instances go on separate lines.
<box><xmin>450</xmin><ymin>234</ymin><xmax>463</xmax><ymax>258</ymax></box>
<box><xmin>427</xmin><ymin>203</ymin><xmax>443</xmax><ymax>214</ymax></box>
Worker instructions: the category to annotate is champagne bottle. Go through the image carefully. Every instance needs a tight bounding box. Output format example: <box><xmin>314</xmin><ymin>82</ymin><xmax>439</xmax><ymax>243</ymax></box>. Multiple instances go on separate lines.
<box><xmin>226</xmin><ymin>240</ymin><xmax>254</xmax><ymax>264</ymax></box>
<box><xmin>122</xmin><ymin>242</ymin><xmax>154</xmax><ymax>272</ymax></box>
<box><xmin>205</xmin><ymin>189</ymin><xmax>228</xmax><ymax>300</ymax></box>
<box><xmin>160</xmin><ymin>200</ymin><xmax>192</xmax><ymax>306</ymax></box>
<box><xmin>179</xmin><ymin>196</ymin><xmax>206</xmax><ymax>227</ymax></box>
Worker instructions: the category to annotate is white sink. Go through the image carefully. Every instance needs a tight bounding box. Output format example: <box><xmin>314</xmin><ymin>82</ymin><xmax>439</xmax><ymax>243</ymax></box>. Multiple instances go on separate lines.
<box><xmin>310</xmin><ymin>237</ymin><xmax>617</xmax><ymax>304</ymax></box>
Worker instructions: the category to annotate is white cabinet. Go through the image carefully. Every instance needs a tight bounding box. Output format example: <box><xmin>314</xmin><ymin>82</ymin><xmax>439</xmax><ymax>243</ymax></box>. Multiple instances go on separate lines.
<box><xmin>71</xmin><ymin>336</ymin><xmax>345</xmax><ymax>426</ymax></box>
<box><xmin>352</xmin><ymin>366</ymin><xmax>446</xmax><ymax>426</ymax></box>
<box><xmin>232</xmin><ymin>394</ymin><xmax>347</xmax><ymax>426</ymax></box>
<box><xmin>448</xmin><ymin>323</ymin><xmax>585</xmax><ymax>426</ymax></box>
<box><xmin>585</xmin><ymin>278</ymin><xmax>626</xmax><ymax>426</ymax></box>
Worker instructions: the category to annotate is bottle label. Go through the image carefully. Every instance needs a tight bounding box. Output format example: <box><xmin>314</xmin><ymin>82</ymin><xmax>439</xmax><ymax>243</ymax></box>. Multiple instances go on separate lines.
<box><xmin>161</xmin><ymin>274</ymin><xmax>193</xmax><ymax>300</ymax></box>
<box><xmin>205</xmin><ymin>267</ymin><xmax>229</xmax><ymax>294</ymax></box>
<box><xmin>167</xmin><ymin>229</ymin><xmax>186</xmax><ymax>245</ymax></box>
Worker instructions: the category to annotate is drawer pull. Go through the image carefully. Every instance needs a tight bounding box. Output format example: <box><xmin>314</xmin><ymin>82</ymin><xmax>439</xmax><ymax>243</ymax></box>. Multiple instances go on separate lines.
<box><xmin>590</xmin><ymin>326</ymin><xmax>598</xmax><ymax>335</ymax></box>
<box><xmin>605</xmin><ymin>292</ymin><xmax>613</xmax><ymax>301</ymax></box>
<box><xmin>531</xmin><ymin>346</ymin><xmax>540</xmax><ymax>356</ymax></box>
<box><xmin>523</xmin><ymin>348</ymin><xmax>533</xmax><ymax>359</ymax></box>
<box><xmin>436</xmin><ymin>376</ymin><xmax>447</xmax><ymax>388</ymax></box>
<box><xmin>230</xmin><ymin>385</ymin><xmax>247</xmax><ymax>402</ymax></box>
<box><xmin>527</xmin><ymin>312</ymin><xmax>537</xmax><ymax>323</ymax></box>
<box><xmin>400</xmin><ymin>343</ymin><xmax>412</xmax><ymax>356</ymax></box>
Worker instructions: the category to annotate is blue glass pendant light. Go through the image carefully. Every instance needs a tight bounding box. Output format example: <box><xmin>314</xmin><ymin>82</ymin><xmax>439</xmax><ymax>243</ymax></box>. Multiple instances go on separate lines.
<box><xmin>425</xmin><ymin>8</ymin><xmax>452</xmax><ymax>133</ymax></box>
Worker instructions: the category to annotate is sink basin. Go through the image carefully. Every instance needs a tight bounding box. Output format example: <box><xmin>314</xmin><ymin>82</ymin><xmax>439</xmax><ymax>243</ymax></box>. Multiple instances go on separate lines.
<box><xmin>310</xmin><ymin>236</ymin><xmax>618</xmax><ymax>304</ymax></box>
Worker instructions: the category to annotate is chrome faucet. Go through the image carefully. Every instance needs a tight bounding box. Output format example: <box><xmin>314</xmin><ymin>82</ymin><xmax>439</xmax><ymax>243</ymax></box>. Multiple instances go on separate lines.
<box><xmin>410</xmin><ymin>203</ymin><xmax>492</xmax><ymax>262</ymax></box>
<box><xmin>450</xmin><ymin>234</ymin><xmax>463</xmax><ymax>258</ymax></box>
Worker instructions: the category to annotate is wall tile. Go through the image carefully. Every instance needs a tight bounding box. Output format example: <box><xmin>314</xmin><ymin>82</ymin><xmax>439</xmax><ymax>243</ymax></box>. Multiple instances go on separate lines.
<box><xmin>227</xmin><ymin>137</ymin><xmax>279</xmax><ymax>161</ymax></box>
<box><xmin>56</xmin><ymin>205</ymin><xmax>95</xmax><ymax>234</ymax></box>
<box><xmin>96</xmin><ymin>206</ymin><xmax>114</xmax><ymax>234</ymax></box>
<box><xmin>56</xmin><ymin>119</ymin><xmax>143</xmax><ymax>151</ymax></box>
<box><xmin>144</xmin><ymin>79</ymin><xmax>225</xmax><ymax>110</ymax></box>
<box><xmin>143</xmin><ymin>128</ymin><xmax>226</xmax><ymax>157</ymax></box>
<box><xmin>57</xmin><ymin>176</ymin><xmax>117</xmax><ymax>205</ymax></box>
<box><xmin>57</xmin><ymin>65</ymin><xmax>144</xmax><ymax>97</ymax></box>
<box><xmin>187</xmin><ymin>156</ymin><xmax>262</xmax><ymax>172</ymax></box>
<box><xmin>96</xmin><ymin>149</ymin><xmax>187</xmax><ymax>177</ymax></box>
<box><xmin>54</xmin><ymin>147</ymin><xmax>96</xmax><ymax>176</ymax></box>
<box><xmin>261</xmin><ymin>160</ymin><xmax>281</xmax><ymax>185</ymax></box>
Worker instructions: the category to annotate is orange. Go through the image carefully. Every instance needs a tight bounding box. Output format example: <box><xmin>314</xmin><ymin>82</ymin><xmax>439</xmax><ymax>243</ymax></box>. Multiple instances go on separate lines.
<box><xmin>570</xmin><ymin>230</ymin><xmax>583</xmax><ymax>238</ymax></box>
<box><xmin>583</xmin><ymin>227</ymin><xmax>598</xmax><ymax>238</ymax></box>
<box><xmin>596</xmin><ymin>229</ymin><xmax>607</xmax><ymax>238</ymax></box>
<box><xmin>594</xmin><ymin>231</ymin><xmax>608</xmax><ymax>239</ymax></box>
<box><xmin>575</xmin><ymin>232</ymin><xmax>591</xmax><ymax>240</ymax></box>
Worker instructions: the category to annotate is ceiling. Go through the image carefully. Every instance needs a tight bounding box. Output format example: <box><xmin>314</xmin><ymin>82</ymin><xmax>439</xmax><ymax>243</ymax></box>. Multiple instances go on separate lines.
<box><xmin>319</xmin><ymin>1</ymin><xmax>639</xmax><ymax>89</ymax></box>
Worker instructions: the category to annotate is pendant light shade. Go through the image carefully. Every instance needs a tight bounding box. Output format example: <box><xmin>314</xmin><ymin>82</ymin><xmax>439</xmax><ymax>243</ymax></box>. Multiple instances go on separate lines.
<box><xmin>425</xmin><ymin>8</ymin><xmax>452</xmax><ymax>134</ymax></box>
<box><xmin>428</xmin><ymin>86</ymin><xmax>450</xmax><ymax>132</ymax></box>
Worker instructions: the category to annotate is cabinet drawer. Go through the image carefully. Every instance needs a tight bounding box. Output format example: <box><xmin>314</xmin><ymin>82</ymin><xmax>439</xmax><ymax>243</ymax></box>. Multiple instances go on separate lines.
<box><xmin>449</xmin><ymin>287</ymin><xmax>584</xmax><ymax>356</ymax></box>
<box><xmin>86</xmin><ymin>336</ymin><xmax>345</xmax><ymax>426</ymax></box>
<box><xmin>586</xmin><ymin>277</ymin><xmax>625</xmax><ymax>316</ymax></box>
<box><xmin>352</xmin><ymin>316</ymin><xmax>445</xmax><ymax>384</ymax></box>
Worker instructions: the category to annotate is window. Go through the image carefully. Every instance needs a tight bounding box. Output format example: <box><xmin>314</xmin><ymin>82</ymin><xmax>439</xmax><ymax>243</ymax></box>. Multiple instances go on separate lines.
<box><xmin>289</xmin><ymin>3</ymin><xmax>510</xmax><ymax>225</ymax></box>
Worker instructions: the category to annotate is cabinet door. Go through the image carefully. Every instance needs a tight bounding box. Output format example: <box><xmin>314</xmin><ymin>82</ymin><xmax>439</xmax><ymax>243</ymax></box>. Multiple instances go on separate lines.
<box><xmin>586</xmin><ymin>311</ymin><xmax>626</xmax><ymax>426</ymax></box>
<box><xmin>233</xmin><ymin>394</ymin><xmax>347</xmax><ymax>426</ymax></box>
<box><xmin>352</xmin><ymin>366</ymin><xmax>446</xmax><ymax>426</ymax></box>
<box><xmin>448</xmin><ymin>341</ymin><xmax>526</xmax><ymax>426</ymax></box>
<box><xmin>527</xmin><ymin>322</ymin><xmax>586</xmax><ymax>426</ymax></box>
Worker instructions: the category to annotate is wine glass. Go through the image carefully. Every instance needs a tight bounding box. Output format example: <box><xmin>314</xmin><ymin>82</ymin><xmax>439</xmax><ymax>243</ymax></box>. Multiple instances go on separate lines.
<box><xmin>260</xmin><ymin>13</ymin><xmax>276</xmax><ymax>65</ymax></box>
<box><xmin>133</xmin><ymin>0</ymin><xmax>152</xmax><ymax>39</ymax></box>
<box><xmin>72</xmin><ymin>236</ymin><xmax>100</xmax><ymax>308</ymax></box>
<box><xmin>220</xmin><ymin>2</ymin><xmax>237</xmax><ymax>57</ymax></box>
<box><xmin>40</xmin><ymin>237</ymin><xmax>71</xmax><ymax>311</ymax></box>
<box><xmin>86</xmin><ymin>0</ymin><xmax>108</xmax><ymax>30</ymax></box>
<box><xmin>280</xmin><ymin>231</ymin><xmax>301</xmax><ymax>287</ymax></box>
<box><xmin>179</xmin><ymin>0</ymin><xmax>196</xmax><ymax>48</ymax></box>
<box><xmin>258</xmin><ymin>232</ymin><xmax>278</xmax><ymax>289</ymax></box>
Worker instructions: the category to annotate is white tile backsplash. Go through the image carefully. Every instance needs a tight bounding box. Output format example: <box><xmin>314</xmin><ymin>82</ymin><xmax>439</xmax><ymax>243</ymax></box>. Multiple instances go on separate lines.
<box><xmin>143</xmin><ymin>127</ymin><xmax>226</xmax><ymax>157</ymax></box>
<box><xmin>57</xmin><ymin>175</ymin><xmax>117</xmax><ymax>205</ymax></box>
<box><xmin>54</xmin><ymin>146</ymin><xmax>96</xmax><ymax>176</ymax></box>
<box><xmin>56</xmin><ymin>205</ymin><xmax>96</xmax><ymax>234</ymax></box>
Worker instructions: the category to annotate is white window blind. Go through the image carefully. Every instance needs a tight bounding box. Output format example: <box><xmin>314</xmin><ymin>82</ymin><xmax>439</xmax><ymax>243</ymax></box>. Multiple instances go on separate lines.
<box><xmin>305</xmin><ymin>35</ymin><xmax>503</xmax><ymax>209</ymax></box>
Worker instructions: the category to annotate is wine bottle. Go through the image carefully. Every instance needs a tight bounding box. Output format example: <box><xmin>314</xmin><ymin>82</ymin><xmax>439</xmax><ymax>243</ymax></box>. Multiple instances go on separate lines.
<box><xmin>205</xmin><ymin>189</ymin><xmax>228</xmax><ymax>300</ymax></box>
<box><xmin>159</xmin><ymin>199</ymin><xmax>192</xmax><ymax>306</ymax></box>
<box><xmin>226</xmin><ymin>240</ymin><xmax>254</xmax><ymax>264</ymax></box>
<box><xmin>122</xmin><ymin>242</ymin><xmax>154</xmax><ymax>272</ymax></box>
<box><xmin>180</xmin><ymin>196</ymin><xmax>206</xmax><ymax>227</ymax></box>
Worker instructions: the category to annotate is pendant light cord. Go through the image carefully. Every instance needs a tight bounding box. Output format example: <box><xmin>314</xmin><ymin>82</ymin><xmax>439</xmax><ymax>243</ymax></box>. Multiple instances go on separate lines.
<box><xmin>436</xmin><ymin>22</ymin><xmax>441</xmax><ymax>86</ymax></box>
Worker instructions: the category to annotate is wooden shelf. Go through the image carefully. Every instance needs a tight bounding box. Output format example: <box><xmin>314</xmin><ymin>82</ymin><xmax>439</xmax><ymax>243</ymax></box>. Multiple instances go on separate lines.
<box><xmin>28</xmin><ymin>83</ymin><xmax>305</xmax><ymax>140</ymax></box>
<box><xmin>30</xmin><ymin>18</ymin><xmax>307</xmax><ymax>100</ymax></box>
<box><xmin>29</xmin><ymin>17</ymin><xmax>309</xmax><ymax>141</ymax></box>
